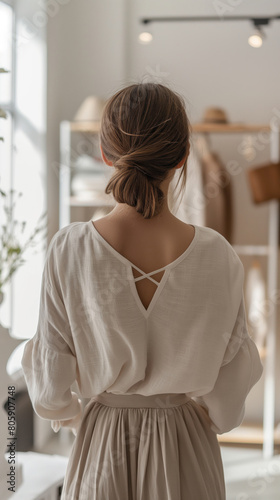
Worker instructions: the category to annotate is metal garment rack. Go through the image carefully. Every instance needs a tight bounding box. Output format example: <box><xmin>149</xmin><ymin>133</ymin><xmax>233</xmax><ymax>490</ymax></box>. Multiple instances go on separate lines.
<box><xmin>60</xmin><ymin>120</ymin><xmax>279</xmax><ymax>459</ymax></box>
<box><xmin>192</xmin><ymin>123</ymin><xmax>280</xmax><ymax>459</ymax></box>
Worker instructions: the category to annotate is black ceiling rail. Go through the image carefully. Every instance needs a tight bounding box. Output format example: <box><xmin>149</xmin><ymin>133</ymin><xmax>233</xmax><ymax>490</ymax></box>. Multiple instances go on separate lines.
<box><xmin>140</xmin><ymin>15</ymin><xmax>280</xmax><ymax>26</ymax></box>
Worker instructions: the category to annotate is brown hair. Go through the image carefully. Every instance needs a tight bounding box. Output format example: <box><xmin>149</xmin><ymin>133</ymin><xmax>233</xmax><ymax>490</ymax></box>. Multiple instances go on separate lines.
<box><xmin>100</xmin><ymin>83</ymin><xmax>191</xmax><ymax>219</ymax></box>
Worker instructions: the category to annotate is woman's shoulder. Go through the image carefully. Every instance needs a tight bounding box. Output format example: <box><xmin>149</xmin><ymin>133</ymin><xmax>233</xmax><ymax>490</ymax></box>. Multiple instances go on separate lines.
<box><xmin>47</xmin><ymin>221</ymin><xmax>88</xmax><ymax>254</ymax></box>
<box><xmin>196</xmin><ymin>224</ymin><xmax>244</xmax><ymax>274</ymax></box>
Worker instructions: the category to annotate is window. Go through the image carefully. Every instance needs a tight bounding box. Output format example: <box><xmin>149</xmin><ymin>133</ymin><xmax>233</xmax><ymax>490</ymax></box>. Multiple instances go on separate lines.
<box><xmin>0</xmin><ymin>0</ymin><xmax>47</xmax><ymax>339</ymax></box>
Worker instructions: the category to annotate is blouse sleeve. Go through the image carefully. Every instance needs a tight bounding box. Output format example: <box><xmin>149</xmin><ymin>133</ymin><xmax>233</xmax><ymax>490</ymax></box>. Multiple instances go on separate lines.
<box><xmin>21</xmin><ymin>232</ymin><xmax>83</xmax><ymax>436</ymax></box>
<box><xmin>193</xmin><ymin>290</ymin><xmax>264</xmax><ymax>435</ymax></box>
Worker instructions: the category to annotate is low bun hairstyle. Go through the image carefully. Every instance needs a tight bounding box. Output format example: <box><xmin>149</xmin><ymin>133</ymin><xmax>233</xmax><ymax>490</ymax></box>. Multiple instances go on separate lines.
<box><xmin>100</xmin><ymin>83</ymin><xmax>191</xmax><ymax>219</ymax></box>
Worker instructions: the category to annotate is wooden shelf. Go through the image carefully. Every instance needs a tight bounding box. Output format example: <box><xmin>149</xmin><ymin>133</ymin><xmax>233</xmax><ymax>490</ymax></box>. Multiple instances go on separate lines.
<box><xmin>192</xmin><ymin>123</ymin><xmax>270</xmax><ymax>133</ymax></box>
<box><xmin>66</xmin><ymin>121</ymin><xmax>272</xmax><ymax>135</ymax></box>
<box><xmin>217</xmin><ymin>423</ymin><xmax>280</xmax><ymax>445</ymax></box>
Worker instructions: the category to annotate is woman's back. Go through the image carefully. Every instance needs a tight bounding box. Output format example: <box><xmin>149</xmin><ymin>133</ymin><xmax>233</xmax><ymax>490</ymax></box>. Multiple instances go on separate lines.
<box><xmin>92</xmin><ymin>214</ymin><xmax>196</xmax><ymax>311</ymax></box>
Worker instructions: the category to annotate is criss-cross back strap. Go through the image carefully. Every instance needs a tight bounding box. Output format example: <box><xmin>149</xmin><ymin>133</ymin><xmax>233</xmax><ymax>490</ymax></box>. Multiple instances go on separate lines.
<box><xmin>131</xmin><ymin>264</ymin><xmax>167</xmax><ymax>286</ymax></box>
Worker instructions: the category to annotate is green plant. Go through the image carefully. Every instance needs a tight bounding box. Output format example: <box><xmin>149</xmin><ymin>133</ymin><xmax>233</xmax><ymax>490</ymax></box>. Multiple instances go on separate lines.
<box><xmin>0</xmin><ymin>188</ymin><xmax>48</xmax><ymax>295</ymax></box>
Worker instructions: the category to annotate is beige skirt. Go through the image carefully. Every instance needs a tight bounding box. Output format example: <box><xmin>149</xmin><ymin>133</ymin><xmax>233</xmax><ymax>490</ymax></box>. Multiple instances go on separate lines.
<box><xmin>61</xmin><ymin>392</ymin><xmax>226</xmax><ymax>500</ymax></box>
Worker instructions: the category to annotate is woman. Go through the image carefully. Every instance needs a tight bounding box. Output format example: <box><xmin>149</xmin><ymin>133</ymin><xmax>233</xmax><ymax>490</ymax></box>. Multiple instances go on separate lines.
<box><xmin>21</xmin><ymin>83</ymin><xmax>263</xmax><ymax>500</ymax></box>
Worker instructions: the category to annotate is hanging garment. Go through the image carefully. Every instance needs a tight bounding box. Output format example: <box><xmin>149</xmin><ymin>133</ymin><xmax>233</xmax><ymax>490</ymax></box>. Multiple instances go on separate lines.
<box><xmin>245</xmin><ymin>260</ymin><xmax>268</xmax><ymax>350</ymax></box>
<box><xmin>169</xmin><ymin>145</ymin><xmax>206</xmax><ymax>226</ymax></box>
<box><xmin>198</xmin><ymin>145</ymin><xmax>233</xmax><ymax>244</ymax></box>
<box><xmin>21</xmin><ymin>220</ymin><xmax>263</xmax><ymax>500</ymax></box>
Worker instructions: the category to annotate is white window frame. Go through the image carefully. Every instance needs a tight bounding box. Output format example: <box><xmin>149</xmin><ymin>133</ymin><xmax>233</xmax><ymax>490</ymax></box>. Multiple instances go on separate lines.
<box><xmin>0</xmin><ymin>0</ymin><xmax>16</xmax><ymax>328</ymax></box>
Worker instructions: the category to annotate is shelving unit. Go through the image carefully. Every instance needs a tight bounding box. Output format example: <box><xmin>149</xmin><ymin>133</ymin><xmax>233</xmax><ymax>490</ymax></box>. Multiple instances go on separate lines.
<box><xmin>59</xmin><ymin>120</ymin><xmax>116</xmax><ymax>228</ymax></box>
<box><xmin>192</xmin><ymin>122</ymin><xmax>280</xmax><ymax>459</ymax></box>
<box><xmin>59</xmin><ymin>120</ymin><xmax>279</xmax><ymax>459</ymax></box>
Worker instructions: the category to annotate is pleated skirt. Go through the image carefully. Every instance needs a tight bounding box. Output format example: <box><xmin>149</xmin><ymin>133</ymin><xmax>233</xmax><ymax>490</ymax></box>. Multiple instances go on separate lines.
<box><xmin>61</xmin><ymin>392</ymin><xmax>226</xmax><ymax>500</ymax></box>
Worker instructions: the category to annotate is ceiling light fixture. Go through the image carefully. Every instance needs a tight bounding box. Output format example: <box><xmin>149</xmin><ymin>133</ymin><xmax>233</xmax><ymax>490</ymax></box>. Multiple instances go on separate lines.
<box><xmin>140</xmin><ymin>14</ymin><xmax>280</xmax><ymax>48</ymax></box>
<box><xmin>248</xmin><ymin>18</ymin><xmax>267</xmax><ymax>48</ymax></box>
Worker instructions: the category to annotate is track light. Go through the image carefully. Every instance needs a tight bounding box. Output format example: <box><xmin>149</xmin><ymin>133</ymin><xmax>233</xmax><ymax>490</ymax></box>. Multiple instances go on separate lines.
<box><xmin>248</xmin><ymin>28</ymin><xmax>265</xmax><ymax>48</ymax></box>
<box><xmin>140</xmin><ymin>14</ymin><xmax>280</xmax><ymax>46</ymax></box>
<box><xmin>138</xmin><ymin>31</ymin><xmax>153</xmax><ymax>44</ymax></box>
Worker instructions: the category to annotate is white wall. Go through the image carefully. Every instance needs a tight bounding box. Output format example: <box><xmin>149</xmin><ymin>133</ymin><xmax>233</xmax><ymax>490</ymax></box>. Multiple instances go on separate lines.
<box><xmin>47</xmin><ymin>0</ymin><xmax>129</xmax><ymax>239</ymax></box>
<box><xmin>46</xmin><ymin>0</ymin><xmax>280</xmax><ymax>425</ymax></box>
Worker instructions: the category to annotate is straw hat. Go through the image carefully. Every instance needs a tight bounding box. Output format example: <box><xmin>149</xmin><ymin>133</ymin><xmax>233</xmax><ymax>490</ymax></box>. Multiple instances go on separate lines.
<box><xmin>202</xmin><ymin>107</ymin><xmax>228</xmax><ymax>124</ymax></box>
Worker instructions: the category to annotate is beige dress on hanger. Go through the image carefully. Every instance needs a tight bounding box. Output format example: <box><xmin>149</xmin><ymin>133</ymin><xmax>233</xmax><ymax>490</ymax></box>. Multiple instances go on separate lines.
<box><xmin>169</xmin><ymin>144</ymin><xmax>206</xmax><ymax>227</ymax></box>
<box><xmin>195</xmin><ymin>135</ymin><xmax>233</xmax><ymax>244</ymax></box>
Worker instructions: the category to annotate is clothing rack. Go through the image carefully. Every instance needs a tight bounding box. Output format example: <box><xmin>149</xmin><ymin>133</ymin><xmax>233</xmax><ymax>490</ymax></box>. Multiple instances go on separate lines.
<box><xmin>192</xmin><ymin>122</ymin><xmax>280</xmax><ymax>459</ymax></box>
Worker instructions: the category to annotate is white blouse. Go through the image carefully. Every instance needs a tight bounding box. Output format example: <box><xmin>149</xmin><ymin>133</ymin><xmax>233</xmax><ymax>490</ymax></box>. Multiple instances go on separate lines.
<box><xmin>21</xmin><ymin>220</ymin><xmax>263</xmax><ymax>435</ymax></box>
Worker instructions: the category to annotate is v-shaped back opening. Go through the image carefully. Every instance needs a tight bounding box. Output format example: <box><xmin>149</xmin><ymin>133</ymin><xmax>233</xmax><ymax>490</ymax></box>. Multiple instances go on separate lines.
<box><xmin>131</xmin><ymin>266</ymin><xmax>167</xmax><ymax>313</ymax></box>
<box><xmin>88</xmin><ymin>220</ymin><xmax>199</xmax><ymax>318</ymax></box>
